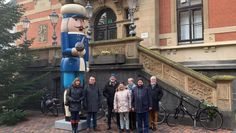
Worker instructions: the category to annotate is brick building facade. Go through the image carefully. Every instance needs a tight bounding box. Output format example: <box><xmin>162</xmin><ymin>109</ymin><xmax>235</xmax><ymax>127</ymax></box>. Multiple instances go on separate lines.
<box><xmin>16</xmin><ymin>0</ymin><xmax>236</xmax><ymax>64</ymax></box>
<box><xmin>15</xmin><ymin>0</ymin><xmax>236</xmax><ymax>125</ymax></box>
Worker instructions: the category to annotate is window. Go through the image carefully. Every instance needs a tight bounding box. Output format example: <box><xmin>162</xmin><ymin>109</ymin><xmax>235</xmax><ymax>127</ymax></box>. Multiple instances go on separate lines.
<box><xmin>125</xmin><ymin>24</ymin><xmax>131</xmax><ymax>37</ymax></box>
<box><xmin>125</xmin><ymin>8</ymin><xmax>130</xmax><ymax>20</ymax></box>
<box><xmin>177</xmin><ymin>0</ymin><xmax>203</xmax><ymax>44</ymax></box>
<box><xmin>94</xmin><ymin>8</ymin><xmax>117</xmax><ymax>41</ymax></box>
<box><xmin>124</xmin><ymin>8</ymin><xmax>131</xmax><ymax>37</ymax></box>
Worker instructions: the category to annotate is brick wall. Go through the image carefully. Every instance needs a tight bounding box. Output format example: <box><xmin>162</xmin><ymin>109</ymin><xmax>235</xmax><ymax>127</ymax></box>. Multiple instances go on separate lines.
<box><xmin>215</xmin><ymin>32</ymin><xmax>236</xmax><ymax>42</ymax></box>
<box><xmin>159</xmin><ymin>0</ymin><xmax>171</xmax><ymax>34</ymax></box>
<box><xmin>17</xmin><ymin>0</ymin><xmax>61</xmax><ymax>48</ymax></box>
<box><xmin>209</xmin><ymin>0</ymin><xmax>236</xmax><ymax>28</ymax></box>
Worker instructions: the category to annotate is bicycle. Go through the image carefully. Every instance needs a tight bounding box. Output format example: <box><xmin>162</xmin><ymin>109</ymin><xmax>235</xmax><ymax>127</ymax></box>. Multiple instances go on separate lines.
<box><xmin>158</xmin><ymin>101</ymin><xmax>167</xmax><ymax>125</ymax></box>
<box><xmin>166</xmin><ymin>93</ymin><xmax>223</xmax><ymax>130</ymax></box>
<box><xmin>96</xmin><ymin>99</ymin><xmax>106</xmax><ymax>120</ymax></box>
<box><xmin>40</xmin><ymin>89</ymin><xmax>60</xmax><ymax>117</ymax></box>
<box><xmin>97</xmin><ymin>99</ymin><xmax>117</xmax><ymax>124</ymax></box>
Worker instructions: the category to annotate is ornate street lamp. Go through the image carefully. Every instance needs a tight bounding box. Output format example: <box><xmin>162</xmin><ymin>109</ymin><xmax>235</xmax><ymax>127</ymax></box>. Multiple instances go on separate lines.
<box><xmin>127</xmin><ymin>0</ymin><xmax>139</xmax><ymax>36</ymax></box>
<box><xmin>49</xmin><ymin>10</ymin><xmax>59</xmax><ymax>46</ymax></box>
<box><xmin>22</xmin><ymin>16</ymin><xmax>30</xmax><ymax>47</ymax></box>
<box><xmin>49</xmin><ymin>10</ymin><xmax>59</xmax><ymax>67</ymax></box>
<box><xmin>85</xmin><ymin>1</ymin><xmax>93</xmax><ymax>38</ymax></box>
<box><xmin>49</xmin><ymin>10</ymin><xmax>59</xmax><ymax>97</ymax></box>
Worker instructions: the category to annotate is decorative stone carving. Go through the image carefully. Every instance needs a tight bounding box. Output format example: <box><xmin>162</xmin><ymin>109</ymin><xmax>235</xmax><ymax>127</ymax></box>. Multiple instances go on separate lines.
<box><xmin>139</xmin><ymin>53</ymin><xmax>162</xmax><ymax>77</ymax></box>
<box><xmin>188</xmin><ymin>77</ymin><xmax>213</xmax><ymax>103</ymax></box>
<box><xmin>59</xmin><ymin>0</ymin><xmax>85</xmax><ymax>5</ymax></box>
<box><xmin>34</xmin><ymin>0</ymin><xmax>51</xmax><ymax>12</ymax></box>
<box><xmin>98</xmin><ymin>0</ymin><xmax>106</xmax><ymax>5</ymax></box>
<box><xmin>217</xmin><ymin>83</ymin><xmax>230</xmax><ymax>100</ymax></box>
<box><xmin>163</xmin><ymin>64</ymin><xmax>185</xmax><ymax>89</ymax></box>
<box><xmin>34</xmin><ymin>0</ymin><xmax>51</xmax><ymax>4</ymax></box>
<box><xmin>127</xmin><ymin>43</ymin><xmax>135</xmax><ymax>57</ymax></box>
<box><xmin>139</xmin><ymin>48</ymin><xmax>215</xmax><ymax>105</ymax></box>
<box><xmin>217</xmin><ymin>83</ymin><xmax>231</xmax><ymax>110</ymax></box>
<box><xmin>112</xmin><ymin>0</ymin><xmax>123</xmax><ymax>14</ymax></box>
<box><xmin>38</xmin><ymin>24</ymin><xmax>48</xmax><ymax>43</ymax></box>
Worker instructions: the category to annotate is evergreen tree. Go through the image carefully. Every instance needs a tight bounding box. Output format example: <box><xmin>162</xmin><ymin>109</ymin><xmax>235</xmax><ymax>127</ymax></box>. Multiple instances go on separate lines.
<box><xmin>0</xmin><ymin>0</ymin><xmax>46</xmax><ymax>125</ymax></box>
<box><xmin>0</xmin><ymin>0</ymin><xmax>32</xmax><ymax>100</ymax></box>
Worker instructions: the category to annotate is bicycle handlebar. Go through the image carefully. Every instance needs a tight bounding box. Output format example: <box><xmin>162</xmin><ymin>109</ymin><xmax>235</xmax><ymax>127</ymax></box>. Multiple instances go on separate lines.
<box><xmin>198</xmin><ymin>99</ymin><xmax>205</xmax><ymax>108</ymax></box>
<box><xmin>176</xmin><ymin>92</ymin><xmax>189</xmax><ymax>101</ymax></box>
<box><xmin>176</xmin><ymin>91</ymin><xmax>205</xmax><ymax>109</ymax></box>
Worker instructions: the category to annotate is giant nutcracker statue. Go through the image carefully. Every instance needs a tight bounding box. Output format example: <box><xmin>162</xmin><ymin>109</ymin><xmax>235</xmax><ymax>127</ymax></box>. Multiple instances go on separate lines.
<box><xmin>60</xmin><ymin>1</ymin><xmax>90</xmax><ymax>122</ymax></box>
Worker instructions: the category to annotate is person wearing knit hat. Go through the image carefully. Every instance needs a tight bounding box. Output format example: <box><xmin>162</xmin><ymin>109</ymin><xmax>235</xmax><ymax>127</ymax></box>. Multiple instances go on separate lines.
<box><xmin>103</xmin><ymin>74</ymin><xmax>120</xmax><ymax>130</ymax></box>
<box><xmin>65</xmin><ymin>77</ymin><xmax>84</xmax><ymax>133</ymax></box>
<box><xmin>131</xmin><ymin>78</ymin><xmax>152</xmax><ymax>133</ymax></box>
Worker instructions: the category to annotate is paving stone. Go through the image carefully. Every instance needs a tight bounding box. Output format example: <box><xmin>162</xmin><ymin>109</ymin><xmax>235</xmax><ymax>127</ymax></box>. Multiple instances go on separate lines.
<box><xmin>0</xmin><ymin>112</ymin><xmax>232</xmax><ymax>133</ymax></box>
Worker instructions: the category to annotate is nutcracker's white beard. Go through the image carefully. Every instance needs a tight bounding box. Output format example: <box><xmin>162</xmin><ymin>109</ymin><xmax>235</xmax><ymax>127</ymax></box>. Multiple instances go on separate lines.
<box><xmin>79</xmin><ymin>57</ymin><xmax>85</xmax><ymax>71</ymax></box>
<box><xmin>64</xmin><ymin>90</ymin><xmax>71</xmax><ymax>117</ymax></box>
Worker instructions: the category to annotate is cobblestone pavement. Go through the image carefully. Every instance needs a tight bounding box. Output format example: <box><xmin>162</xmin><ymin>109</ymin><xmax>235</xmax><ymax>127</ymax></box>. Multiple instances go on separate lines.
<box><xmin>0</xmin><ymin>112</ymin><xmax>233</xmax><ymax>133</ymax></box>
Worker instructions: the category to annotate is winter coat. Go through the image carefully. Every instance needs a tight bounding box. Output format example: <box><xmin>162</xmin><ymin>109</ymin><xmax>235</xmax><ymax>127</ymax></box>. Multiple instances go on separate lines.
<box><xmin>103</xmin><ymin>81</ymin><xmax>119</xmax><ymax>107</ymax></box>
<box><xmin>147</xmin><ymin>84</ymin><xmax>164</xmax><ymax>111</ymax></box>
<box><xmin>132</xmin><ymin>85</ymin><xmax>152</xmax><ymax>113</ymax></box>
<box><xmin>66</xmin><ymin>86</ymin><xmax>84</xmax><ymax>112</ymax></box>
<box><xmin>84</xmin><ymin>84</ymin><xmax>101</xmax><ymax>112</ymax></box>
<box><xmin>127</xmin><ymin>83</ymin><xmax>136</xmax><ymax>92</ymax></box>
<box><xmin>114</xmin><ymin>89</ymin><xmax>131</xmax><ymax>113</ymax></box>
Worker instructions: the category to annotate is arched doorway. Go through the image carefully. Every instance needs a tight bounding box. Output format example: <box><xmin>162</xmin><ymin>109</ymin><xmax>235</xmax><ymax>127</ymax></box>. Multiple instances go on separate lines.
<box><xmin>94</xmin><ymin>8</ymin><xmax>117</xmax><ymax>41</ymax></box>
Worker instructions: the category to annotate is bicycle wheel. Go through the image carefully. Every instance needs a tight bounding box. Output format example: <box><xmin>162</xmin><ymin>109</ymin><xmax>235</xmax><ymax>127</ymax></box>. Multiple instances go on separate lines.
<box><xmin>199</xmin><ymin>108</ymin><xmax>223</xmax><ymax>130</ymax></box>
<box><xmin>50</xmin><ymin>107</ymin><xmax>59</xmax><ymax>117</ymax></box>
<box><xmin>112</xmin><ymin>113</ymin><xmax>117</xmax><ymax>124</ymax></box>
<box><xmin>158</xmin><ymin>105</ymin><xmax>166</xmax><ymax>125</ymax></box>
<box><xmin>97</xmin><ymin>108</ymin><xmax>105</xmax><ymax>120</ymax></box>
<box><xmin>40</xmin><ymin>101</ymin><xmax>46</xmax><ymax>114</ymax></box>
<box><xmin>167</xmin><ymin>108</ymin><xmax>185</xmax><ymax>127</ymax></box>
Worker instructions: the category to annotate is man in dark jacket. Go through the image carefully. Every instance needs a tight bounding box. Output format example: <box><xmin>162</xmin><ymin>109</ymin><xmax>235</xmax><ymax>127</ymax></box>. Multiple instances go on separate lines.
<box><xmin>132</xmin><ymin>78</ymin><xmax>152</xmax><ymax>133</ymax></box>
<box><xmin>66</xmin><ymin>77</ymin><xmax>84</xmax><ymax>133</ymax></box>
<box><xmin>147</xmin><ymin>76</ymin><xmax>163</xmax><ymax>131</ymax></box>
<box><xmin>103</xmin><ymin>75</ymin><xmax>119</xmax><ymax>130</ymax></box>
<box><xmin>84</xmin><ymin>76</ymin><xmax>101</xmax><ymax>132</ymax></box>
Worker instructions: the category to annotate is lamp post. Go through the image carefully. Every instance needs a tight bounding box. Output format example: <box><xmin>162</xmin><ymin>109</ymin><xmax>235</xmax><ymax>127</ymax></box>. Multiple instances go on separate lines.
<box><xmin>49</xmin><ymin>10</ymin><xmax>59</xmax><ymax>98</ymax></box>
<box><xmin>85</xmin><ymin>1</ymin><xmax>93</xmax><ymax>38</ymax></box>
<box><xmin>49</xmin><ymin>10</ymin><xmax>59</xmax><ymax>47</ymax></box>
<box><xmin>49</xmin><ymin>11</ymin><xmax>59</xmax><ymax>64</ymax></box>
<box><xmin>127</xmin><ymin>0</ymin><xmax>139</xmax><ymax>36</ymax></box>
<box><xmin>49</xmin><ymin>10</ymin><xmax>59</xmax><ymax>63</ymax></box>
<box><xmin>22</xmin><ymin>16</ymin><xmax>30</xmax><ymax>48</ymax></box>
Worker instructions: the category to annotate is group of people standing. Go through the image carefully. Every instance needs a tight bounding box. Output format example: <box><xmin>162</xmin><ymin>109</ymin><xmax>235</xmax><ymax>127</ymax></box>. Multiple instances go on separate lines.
<box><xmin>65</xmin><ymin>74</ymin><xmax>163</xmax><ymax>133</ymax></box>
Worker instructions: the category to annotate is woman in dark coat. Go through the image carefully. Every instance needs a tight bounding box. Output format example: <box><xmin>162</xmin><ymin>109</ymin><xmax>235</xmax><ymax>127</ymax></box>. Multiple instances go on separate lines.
<box><xmin>66</xmin><ymin>77</ymin><xmax>84</xmax><ymax>133</ymax></box>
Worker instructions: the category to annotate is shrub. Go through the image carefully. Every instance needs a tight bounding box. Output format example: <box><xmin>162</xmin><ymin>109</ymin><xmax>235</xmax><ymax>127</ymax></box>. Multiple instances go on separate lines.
<box><xmin>0</xmin><ymin>109</ymin><xmax>27</xmax><ymax>126</ymax></box>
